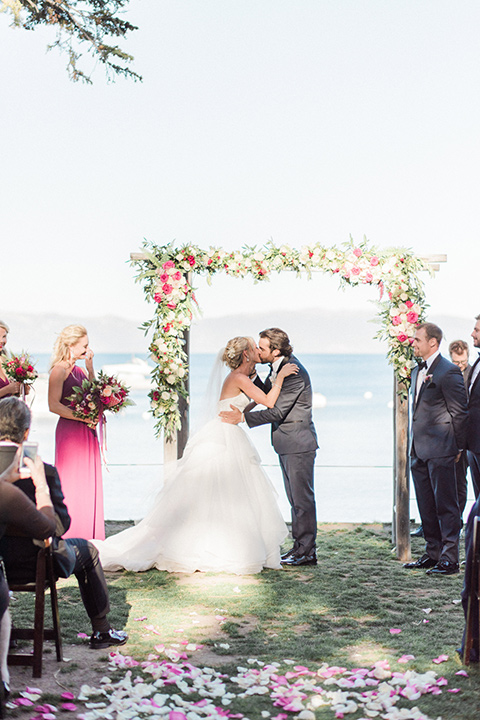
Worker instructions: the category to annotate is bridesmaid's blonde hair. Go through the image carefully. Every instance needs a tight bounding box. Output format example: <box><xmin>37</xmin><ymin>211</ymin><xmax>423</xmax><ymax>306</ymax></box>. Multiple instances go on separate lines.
<box><xmin>0</xmin><ymin>320</ymin><xmax>9</xmax><ymax>357</ymax></box>
<box><xmin>50</xmin><ymin>324</ymin><xmax>88</xmax><ymax>369</ymax></box>
<box><xmin>222</xmin><ymin>336</ymin><xmax>255</xmax><ymax>370</ymax></box>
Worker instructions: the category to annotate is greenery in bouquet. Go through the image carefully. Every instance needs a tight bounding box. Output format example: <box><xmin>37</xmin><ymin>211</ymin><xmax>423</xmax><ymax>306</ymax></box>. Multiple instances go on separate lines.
<box><xmin>68</xmin><ymin>373</ymin><xmax>133</xmax><ymax>427</ymax></box>
<box><xmin>2</xmin><ymin>351</ymin><xmax>38</xmax><ymax>384</ymax></box>
<box><xmin>96</xmin><ymin>371</ymin><xmax>134</xmax><ymax>414</ymax></box>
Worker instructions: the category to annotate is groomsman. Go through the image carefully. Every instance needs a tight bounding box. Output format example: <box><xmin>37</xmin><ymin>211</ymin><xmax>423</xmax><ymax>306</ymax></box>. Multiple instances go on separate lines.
<box><xmin>404</xmin><ymin>323</ymin><xmax>468</xmax><ymax>575</ymax></box>
<box><xmin>220</xmin><ymin>328</ymin><xmax>318</xmax><ymax>566</ymax></box>
<box><xmin>449</xmin><ymin>339</ymin><xmax>472</xmax><ymax>521</ymax></box>
<box><xmin>466</xmin><ymin>316</ymin><xmax>480</xmax><ymax>500</ymax></box>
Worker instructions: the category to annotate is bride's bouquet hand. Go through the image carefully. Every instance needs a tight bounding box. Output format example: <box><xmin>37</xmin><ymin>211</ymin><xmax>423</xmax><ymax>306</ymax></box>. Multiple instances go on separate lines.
<box><xmin>278</xmin><ymin>363</ymin><xmax>299</xmax><ymax>380</ymax></box>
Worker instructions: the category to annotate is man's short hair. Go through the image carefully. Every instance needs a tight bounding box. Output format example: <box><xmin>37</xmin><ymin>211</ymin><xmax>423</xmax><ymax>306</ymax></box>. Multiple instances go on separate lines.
<box><xmin>417</xmin><ymin>322</ymin><xmax>443</xmax><ymax>346</ymax></box>
<box><xmin>0</xmin><ymin>397</ymin><xmax>31</xmax><ymax>444</ymax></box>
<box><xmin>259</xmin><ymin>328</ymin><xmax>293</xmax><ymax>357</ymax></box>
<box><xmin>449</xmin><ymin>339</ymin><xmax>469</xmax><ymax>356</ymax></box>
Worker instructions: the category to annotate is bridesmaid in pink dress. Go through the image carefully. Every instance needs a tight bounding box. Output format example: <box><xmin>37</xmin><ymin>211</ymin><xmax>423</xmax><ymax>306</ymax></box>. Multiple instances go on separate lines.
<box><xmin>0</xmin><ymin>321</ymin><xmax>24</xmax><ymax>400</ymax></box>
<box><xmin>48</xmin><ymin>325</ymin><xmax>104</xmax><ymax>540</ymax></box>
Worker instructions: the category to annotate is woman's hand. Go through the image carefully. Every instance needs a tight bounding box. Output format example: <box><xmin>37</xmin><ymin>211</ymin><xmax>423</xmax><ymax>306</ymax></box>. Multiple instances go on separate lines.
<box><xmin>23</xmin><ymin>454</ymin><xmax>48</xmax><ymax>490</ymax></box>
<box><xmin>278</xmin><ymin>363</ymin><xmax>299</xmax><ymax>380</ymax></box>
<box><xmin>85</xmin><ymin>347</ymin><xmax>95</xmax><ymax>375</ymax></box>
<box><xmin>7</xmin><ymin>381</ymin><xmax>22</xmax><ymax>395</ymax></box>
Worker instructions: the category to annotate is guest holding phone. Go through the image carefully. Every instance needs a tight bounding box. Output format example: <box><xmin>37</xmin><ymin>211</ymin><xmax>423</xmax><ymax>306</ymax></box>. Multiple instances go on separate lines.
<box><xmin>48</xmin><ymin>325</ymin><xmax>104</xmax><ymax>540</ymax></box>
<box><xmin>0</xmin><ymin>444</ymin><xmax>55</xmax><ymax>714</ymax></box>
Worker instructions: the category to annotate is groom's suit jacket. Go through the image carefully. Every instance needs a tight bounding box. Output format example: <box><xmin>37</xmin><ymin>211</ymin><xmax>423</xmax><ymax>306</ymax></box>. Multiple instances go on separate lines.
<box><xmin>466</xmin><ymin>354</ymin><xmax>480</xmax><ymax>454</ymax></box>
<box><xmin>410</xmin><ymin>354</ymin><xmax>468</xmax><ymax>462</ymax></box>
<box><xmin>245</xmin><ymin>355</ymin><xmax>318</xmax><ymax>455</ymax></box>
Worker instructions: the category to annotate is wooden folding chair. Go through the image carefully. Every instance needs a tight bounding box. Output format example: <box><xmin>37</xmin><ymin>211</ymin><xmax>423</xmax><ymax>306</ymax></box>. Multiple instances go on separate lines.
<box><xmin>7</xmin><ymin>538</ymin><xmax>63</xmax><ymax>678</ymax></box>
<box><xmin>464</xmin><ymin>516</ymin><xmax>480</xmax><ymax>665</ymax></box>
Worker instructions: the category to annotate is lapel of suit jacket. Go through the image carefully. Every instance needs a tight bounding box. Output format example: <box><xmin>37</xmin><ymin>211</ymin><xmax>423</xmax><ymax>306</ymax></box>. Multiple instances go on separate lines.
<box><xmin>468</xmin><ymin>355</ymin><xmax>480</xmax><ymax>397</ymax></box>
<box><xmin>415</xmin><ymin>354</ymin><xmax>441</xmax><ymax>409</ymax></box>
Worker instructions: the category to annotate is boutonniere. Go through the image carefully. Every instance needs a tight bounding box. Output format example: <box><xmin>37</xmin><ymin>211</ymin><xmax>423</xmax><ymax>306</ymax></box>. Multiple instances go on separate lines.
<box><xmin>424</xmin><ymin>374</ymin><xmax>435</xmax><ymax>387</ymax></box>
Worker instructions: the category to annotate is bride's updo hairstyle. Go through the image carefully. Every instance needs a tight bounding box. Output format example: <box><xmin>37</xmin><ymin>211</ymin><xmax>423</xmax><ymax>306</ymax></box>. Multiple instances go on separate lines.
<box><xmin>222</xmin><ymin>336</ymin><xmax>254</xmax><ymax>370</ymax></box>
<box><xmin>50</xmin><ymin>324</ymin><xmax>88</xmax><ymax>369</ymax></box>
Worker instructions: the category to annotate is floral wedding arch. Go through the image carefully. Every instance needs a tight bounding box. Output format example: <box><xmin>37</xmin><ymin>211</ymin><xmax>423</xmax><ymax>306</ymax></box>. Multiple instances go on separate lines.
<box><xmin>131</xmin><ymin>238</ymin><xmax>433</xmax><ymax>441</ymax></box>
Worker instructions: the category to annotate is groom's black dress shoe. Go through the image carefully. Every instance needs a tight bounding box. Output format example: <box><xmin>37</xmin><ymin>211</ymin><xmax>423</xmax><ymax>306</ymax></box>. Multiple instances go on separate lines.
<box><xmin>281</xmin><ymin>552</ymin><xmax>317</xmax><ymax>567</ymax></box>
<box><xmin>90</xmin><ymin>628</ymin><xmax>128</xmax><ymax>649</ymax></box>
<box><xmin>410</xmin><ymin>525</ymin><xmax>424</xmax><ymax>538</ymax></box>
<box><xmin>403</xmin><ymin>554</ymin><xmax>437</xmax><ymax>570</ymax></box>
<box><xmin>425</xmin><ymin>561</ymin><xmax>459</xmax><ymax>576</ymax></box>
<box><xmin>281</xmin><ymin>548</ymin><xmax>297</xmax><ymax>561</ymax></box>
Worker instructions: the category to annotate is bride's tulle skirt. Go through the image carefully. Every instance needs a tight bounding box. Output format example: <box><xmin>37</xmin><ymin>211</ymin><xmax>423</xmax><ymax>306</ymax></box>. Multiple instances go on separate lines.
<box><xmin>95</xmin><ymin>418</ymin><xmax>287</xmax><ymax>574</ymax></box>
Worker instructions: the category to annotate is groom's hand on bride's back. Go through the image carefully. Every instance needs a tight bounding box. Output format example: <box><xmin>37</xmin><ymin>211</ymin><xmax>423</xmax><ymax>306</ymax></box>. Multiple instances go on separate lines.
<box><xmin>219</xmin><ymin>406</ymin><xmax>242</xmax><ymax>424</ymax></box>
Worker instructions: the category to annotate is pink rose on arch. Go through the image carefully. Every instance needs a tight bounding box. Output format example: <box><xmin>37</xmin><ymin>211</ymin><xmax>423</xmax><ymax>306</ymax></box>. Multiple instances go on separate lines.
<box><xmin>167</xmin><ymin>302</ymin><xmax>177</xmax><ymax>309</ymax></box>
<box><xmin>391</xmin><ymin>316</ymin><xmax>402</xmax><ymax>326</ymax></box>
<box><xmin>343</xmin><ymin>270</ymin><xmax>351</xmax><ymax>279</ymax></box>
<box><xmin>162</xmin><ymin>283</ymin><xmax>173</xmax><ymax>295</ymax></box>
<box><xmin>353</xmin><ymin>247</ymin><xmax>362</xmax><ymax>257</ymax></box>
<box><xmin>159</xmin><ymin>273</ymin><xmax>169</xmax><ymax>283</ymax></box>
<box><xmin>405</xmin><ymin>300</ymin><xmax>413</xmax><ymax>308</ymax></box>
<box><xmin>363</xmin><ymin>272</ymin><xmax>373</xmax><ymax>283</ymax></box>
<box><xmin>370</xmin><ymin>256</ymin><xmax>379</xmax><ymax>266</ymax></box>
<box><xmin>173</xmin><ymin>271</ymin><xmax>182</xmax><ymax>281</ymax></box>
<box><xmin>351</xmin><ymin>266</ymin><xmax>360</xmax><ymax>275</ymax></box>
<box><xmin>154</xmin><ymin>293</ymin><xmax>163</xmax><ymax>303</ymax></box>
<box><xmin>187</xmin><ymin>255</ymin><xmax>196</xmax><ymax>266</ymax></box>
<box><xmin>163</xmin><ymin>260</ymin><xmax>175</xmax><ymax>270</ymax></box>
<box><xmin>406</xmin><ymin>311</ymin><xmax>419</xmax><ymax>324</ymax></box>
<box><xmin>397</xmin><ymin>333</ymin><xmax>408</xmax><ymax>343</ymax></box>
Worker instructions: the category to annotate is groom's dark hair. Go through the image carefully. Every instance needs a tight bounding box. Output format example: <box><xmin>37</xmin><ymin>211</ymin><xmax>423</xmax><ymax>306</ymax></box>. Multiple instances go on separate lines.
<box><xmin>259</xmin><ymin>328</ymin><xmax>293</xmax><ymax>357</ymax></box>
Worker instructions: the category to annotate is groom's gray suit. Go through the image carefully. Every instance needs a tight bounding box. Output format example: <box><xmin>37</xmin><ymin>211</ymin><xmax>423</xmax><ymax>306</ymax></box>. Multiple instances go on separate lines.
<box><xmin>245</xmin><ymin>356</ymin><xmax>318</xmax><ymax>556</ymax></box>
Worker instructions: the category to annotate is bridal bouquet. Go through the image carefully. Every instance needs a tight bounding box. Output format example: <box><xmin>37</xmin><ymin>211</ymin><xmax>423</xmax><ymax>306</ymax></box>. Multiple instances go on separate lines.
<box><xmin>2</xmin><ymin>352</ymin><xmax>38</xmax><ymax>384</ymax></box>
<box><xmin>68</xmin><ymin>372</ymin><xmax>133</xmax><ymax>426</ymax></box>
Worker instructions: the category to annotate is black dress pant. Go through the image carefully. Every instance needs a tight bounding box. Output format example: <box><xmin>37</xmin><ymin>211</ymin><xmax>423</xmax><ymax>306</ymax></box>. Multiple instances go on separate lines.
<box><xmin>279</xmin><ymin>451</ymin><xmax>317</xmax><ymax>556</ymax></box>
<box><xmin>411</xmin><ymin>453</ymin><xmax>461</xmax><ymax>564</ymax></box>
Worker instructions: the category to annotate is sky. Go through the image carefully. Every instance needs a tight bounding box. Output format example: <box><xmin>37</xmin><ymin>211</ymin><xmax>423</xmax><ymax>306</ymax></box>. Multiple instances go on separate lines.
<box><xmin>1</xmin><ymin>0</ymin><xmax>479</xmax><ymax>329</ymax></box>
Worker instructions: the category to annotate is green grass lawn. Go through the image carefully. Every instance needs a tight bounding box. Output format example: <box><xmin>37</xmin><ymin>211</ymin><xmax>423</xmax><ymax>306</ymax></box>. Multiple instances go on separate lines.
<box><xmin>9</xmin><ymin>523</ymin><xmax>480</xmax><ymax>719</ymax></box>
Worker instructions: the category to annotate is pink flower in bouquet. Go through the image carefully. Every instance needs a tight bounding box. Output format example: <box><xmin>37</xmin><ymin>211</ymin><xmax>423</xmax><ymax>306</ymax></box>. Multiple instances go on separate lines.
<box><xmin>353</xmin><ymin>247</ymin><xmax>362</xmax><ymax>257</ymax></box>
<box><xmin>173</xmin><ymin>271</ymin><xmax>182</xmax><ymax>281</ymax></box>
<box><xmin>405</xmin><ymin>300</ymin><xmax>414</xmax><ymax>308</ymax></box>
<box><xmin>370</xmin><ymin>256</ymin><xmax>379</xmax><ymax>266</ymax></box>
<box><xmin>160</xmin><ymin>273</ymin><xmax>169</xmax><ymax>283</ymax></box>
<box><xmin>163</xmin><ymin>260</ymin><xmax>175</xmax><ymax>270</ymax></box>
<box><xmin>351</xmin><ymin>266</ymin><xmax>360</xmax><ymax>275</ymax></box>
<box><xmin>154</xmin><ymin>293</ymin><xmax>163</xmax><ymax>303</ymax></box>
<box><xmin>187</xmin><ymin>255</ymin><xmax>196</xmax><ymax>266</ymax></box>
<box><xmin>391</xmin><ymin>316</ymin><xmax>401</xmax><ymax>326</ymax></box>
<box><xmin>406</xmin><ymin>311</ymin><xmax>419</xmax><ymax>324</ymax></box>
<box><xmin>15</xmin><ymin>367</ymin><xmax>26</xmax><ymax>377</ymax></box>
<box><xmin>397</xmin><ymin>333</ymin><xmax>408</xmax><ymax>343</ymax></box>
<box><xmin>162</xmin><ymin>283</ymin><xmax>173</xmax><ymax>295</ymax></box>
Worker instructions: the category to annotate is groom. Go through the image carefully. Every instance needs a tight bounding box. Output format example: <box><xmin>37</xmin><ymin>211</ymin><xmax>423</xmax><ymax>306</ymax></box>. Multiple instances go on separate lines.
<box><xmin>220</xmin><ymin>328</ymin><xmax>318</xmax><ymax>566</ymax></box>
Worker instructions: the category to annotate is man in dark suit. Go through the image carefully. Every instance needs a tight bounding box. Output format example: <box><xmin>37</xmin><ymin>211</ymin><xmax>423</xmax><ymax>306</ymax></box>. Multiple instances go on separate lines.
<box><xmin>404</xmin><ymin>323</ymin><xmax>468</xmax><ymax>575</ymax></box>
<box><xmin>449</xmin><ymin>339</ymin><xmax>472</xmax><ymax>521</ymax></box>
<box><xmin>466</xmin><ymin>315</ymin><xmax>480</xmax><ymax>500</ymax></box>
<box><xmin>458</xmin><ymin>493</ymin><xmax>480</xmax><ymax>663</ymax></box>
<box><xmin>0</xmin><ymin>397</ymin><xmax>128</xmax><ymax>650</ymax></box>
<box><xmin>221</xmin><ymin>328</ymin><xmax>318</xmax><ymax>566</ymax></box>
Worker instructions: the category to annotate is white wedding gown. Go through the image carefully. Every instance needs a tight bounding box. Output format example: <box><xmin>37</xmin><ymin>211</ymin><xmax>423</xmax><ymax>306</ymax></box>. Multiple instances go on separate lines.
<box><xmin>95</xmin><ymin>393</ymin><xmax>287</xmax><ymax>574</ymax></box>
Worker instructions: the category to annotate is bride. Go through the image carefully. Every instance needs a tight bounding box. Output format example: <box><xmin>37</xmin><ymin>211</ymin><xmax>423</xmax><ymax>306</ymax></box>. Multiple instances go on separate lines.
<box><xmin>94</xmin><ymin>336</ymin><xmax>298</xmax><ymax>575</ymax></box>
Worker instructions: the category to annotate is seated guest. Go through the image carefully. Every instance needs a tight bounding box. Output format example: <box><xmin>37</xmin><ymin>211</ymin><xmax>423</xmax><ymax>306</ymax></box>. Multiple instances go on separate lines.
<box><xmin>1</xmin><ymin>447</ymin><xmax>56</xmax><ymax>712</ymax></box>
<box><xmin>0</xmin><ymin>397</ymin><xmax>128</xmax><ymax>650</ymax></box>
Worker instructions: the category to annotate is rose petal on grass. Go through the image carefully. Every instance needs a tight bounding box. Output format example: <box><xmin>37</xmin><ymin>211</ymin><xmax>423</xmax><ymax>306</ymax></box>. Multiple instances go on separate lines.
<box><xmin>389</xmin><ymin>628</ymin><xmax>402</xmax><ymax>634</ymax></box>
<box><xmin>77</xmin><ymin>632</ymin><xmax>89</xmax><ymax>639</ymax></box>
<box><xmin>432</xmin><ymin>654</ymin><xmax>449</xmax><ymax>664</ymax></box>
<box><xmin>397</xmin><ymin>654</ymin><xmax>415</xmax><ymax>664</ymax></box>
<box><xmin>61</xmin><ymin>692</ymin><xmax>75</xmax><ymax>700</ymax></box>
<box><xmin>62</xmin><ymin>703</ymin><xmax>78</xmax><ymax>711</ymax></box>
<box><xmin>448</xmin><ymin>688</ymin><xmax>461</xmax><ymax>693</ymax></box>
<box><xmin>455</xmin><ymin>670</ymin><xmax>469</xmax><ymax>677</ymax></box>
<box><xmin>134</xmin><ymin>616</ymin><xmax>147</xmax><ymax>621</ymax></box>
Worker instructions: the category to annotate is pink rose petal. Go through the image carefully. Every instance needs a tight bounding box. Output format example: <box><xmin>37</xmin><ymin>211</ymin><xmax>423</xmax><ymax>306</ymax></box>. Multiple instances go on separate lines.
<box><xmin>389</xmin><ymin>628</ymin><xmax>402</xmax><ymax>634</ymax></box>
<box><xmin>61</xmin><ymin>692</ymin><xmax>75</xmax><ymax>700</ymax></box>
<box><xmin>448</xmin><ymin>688</ymin><xmax>461</xmax><ymax>693</ymax></box>
<box><xmin>432</xmin><ymin>654</ymin><xmax>449</xmax><ymax>664</ymax></box>
<box><xmin>134</xmin><ymin>616</ymin><xmax>147</xmax><ymax>622</ymax></box>
<box><xmin>77</xmin><ymin>632</ymin><xmax>89</xmax><ymax>639</ymax></box>
<box><xmin>398</xmin><ymin>654</ymin><xmax>415</xmax><ymax>663</ymax></box>
<box><xmin>62</xmin><ymin>705</ymin><xmax>78</xmax><ymax>712</ymax></box>
<box><xmin>456</xmin><ymin>670</ymin><xmax>469</xmax><ymax>677</ymax></box>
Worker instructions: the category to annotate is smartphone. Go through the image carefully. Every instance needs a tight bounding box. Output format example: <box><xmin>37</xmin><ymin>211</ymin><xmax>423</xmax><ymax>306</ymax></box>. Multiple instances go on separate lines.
<box><xmin>20</xmin><ymin>441</ymin><xmax>38</xmax><ymax>469</ymax></box>
<box><xmin>0</xmin><ymin>442</ymin><xmax>18</xmax><ymax>474</ymax></box>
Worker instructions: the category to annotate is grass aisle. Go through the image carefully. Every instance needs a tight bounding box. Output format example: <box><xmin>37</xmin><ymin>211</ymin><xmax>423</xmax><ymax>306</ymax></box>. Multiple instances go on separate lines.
<box><xmin>9</xmin><ymin>523</ymin><xmax>480</xmax><ymax>719</ymax></box>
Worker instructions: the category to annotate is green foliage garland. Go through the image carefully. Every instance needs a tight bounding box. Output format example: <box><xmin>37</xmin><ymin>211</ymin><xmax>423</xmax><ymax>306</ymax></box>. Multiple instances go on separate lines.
<box><xmin>131</xmin><ymin>238</ymin><xmax>432</xmax><ymax>440</ymax></box>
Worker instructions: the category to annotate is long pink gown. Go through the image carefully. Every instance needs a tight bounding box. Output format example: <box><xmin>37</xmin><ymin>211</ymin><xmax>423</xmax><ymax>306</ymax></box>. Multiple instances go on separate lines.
<box><xmin>54</xmin><ymin>366</ymin><xmax>105</xmax><ymax>540</ymax></box>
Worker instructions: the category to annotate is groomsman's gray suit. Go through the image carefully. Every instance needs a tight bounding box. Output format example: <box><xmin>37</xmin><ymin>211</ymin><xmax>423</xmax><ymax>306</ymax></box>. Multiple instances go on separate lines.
<box><xmin>466</xmin><ymin>353</ymin><xmax>480</xmax><ymax>499</ymax></box>
<box><xmin>410</xmin><ymin>354</ymin><xmax>468</xmax><ymax>564</ymax></box>
<box><xmin>246</xmin><ymin>356</ymin><xmax>318</xmax><ymax>556</ymax></box>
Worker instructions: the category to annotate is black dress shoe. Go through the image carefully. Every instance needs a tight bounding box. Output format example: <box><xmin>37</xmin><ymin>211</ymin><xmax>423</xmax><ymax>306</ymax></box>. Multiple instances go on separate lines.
<box><xmin>90</xmin><ymin>628</ymin><xmax>128</xmax><ymax>649</ymax></box>
<box><xmin>410</xmin><ymin>525</ymin><xmax>424</xmax><ymax>538</ymax></box>
<box><xmin>281</xmin><ymin>552</ymin><xmax>317</xmax><ymax>566</ymax></box>
<box><xmin>426</xmin><ymin>561</ymin><xmax>459</xmax><ymax>576</ymax></box>
<box><xmin>403</xmin><ymin>554</ymin><xmax>437</xmax><ymax>570</ymax></box>
<box><xmin>281</xmin><ymin>548</ymin><xmax>297</xmax><ymax>561</ymax></box>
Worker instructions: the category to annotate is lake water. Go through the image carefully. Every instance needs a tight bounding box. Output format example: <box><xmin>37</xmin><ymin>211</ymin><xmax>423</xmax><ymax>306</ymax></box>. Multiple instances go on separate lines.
<box><xmin>26</xmin><ymin>353</ymin><xmax>477</xmax><ymax>524</ymax></box>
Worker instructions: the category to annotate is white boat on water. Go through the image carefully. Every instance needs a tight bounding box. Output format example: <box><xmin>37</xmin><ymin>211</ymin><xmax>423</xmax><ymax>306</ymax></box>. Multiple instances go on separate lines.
<box><xmin>101</xmin><ymin>357</ymin><xmax>153</xmax><ymax>390</ymax></box>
